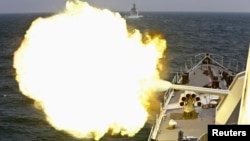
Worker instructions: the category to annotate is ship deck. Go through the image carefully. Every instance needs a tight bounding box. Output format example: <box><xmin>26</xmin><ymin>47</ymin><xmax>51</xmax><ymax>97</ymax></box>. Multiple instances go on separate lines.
<box><xmin>155</xmin><ymin>62</ymin><xmax>235</xmax><ymax>141</ymax></box>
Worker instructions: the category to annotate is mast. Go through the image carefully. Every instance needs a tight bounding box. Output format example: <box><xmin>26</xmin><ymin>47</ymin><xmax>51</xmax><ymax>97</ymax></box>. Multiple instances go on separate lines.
<box><xmin>238</xmin><ymin>46</ymin><xmax>250</xmax><ymax>124</ymax></box>
<box><xmin>130</xmin><ymin>3</ymin><xmax>138</xmax><ymax>15</ymax></box>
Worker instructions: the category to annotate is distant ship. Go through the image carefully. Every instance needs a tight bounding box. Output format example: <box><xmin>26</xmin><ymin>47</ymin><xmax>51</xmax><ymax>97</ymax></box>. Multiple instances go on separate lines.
<box><xmin>125</xmin><ymin>3</ymin><xmax>143</xmax><ymax>19</ymax></box>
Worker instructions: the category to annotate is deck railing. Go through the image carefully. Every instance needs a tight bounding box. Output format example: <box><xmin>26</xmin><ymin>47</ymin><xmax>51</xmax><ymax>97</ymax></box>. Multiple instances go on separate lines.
<box><xmin>177</xmin><ymin>53</ymin><xmax>244</xmax><ymax>76</ymax></box>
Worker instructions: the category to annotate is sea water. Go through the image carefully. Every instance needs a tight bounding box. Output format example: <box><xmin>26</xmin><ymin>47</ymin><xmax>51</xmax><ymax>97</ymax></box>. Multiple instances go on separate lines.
<box><xmin>1</xmin><ymin>12</ymin><xmax>250</xmax><ymax>141</ymax></box>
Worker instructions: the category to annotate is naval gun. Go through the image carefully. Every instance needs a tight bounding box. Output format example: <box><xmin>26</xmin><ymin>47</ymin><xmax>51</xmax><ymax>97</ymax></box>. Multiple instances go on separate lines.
<box><xmin>146</xmin><ymin>79</ymin><xmax>229</xmax><ymax>96</ymax></box>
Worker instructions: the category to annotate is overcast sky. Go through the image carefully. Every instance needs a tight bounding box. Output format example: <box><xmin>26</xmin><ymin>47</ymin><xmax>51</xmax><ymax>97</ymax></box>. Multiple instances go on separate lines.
<box><xmin>1</xmin><ymin>0</ymin><xmax>250</xmax><ymax>13</ymax></box>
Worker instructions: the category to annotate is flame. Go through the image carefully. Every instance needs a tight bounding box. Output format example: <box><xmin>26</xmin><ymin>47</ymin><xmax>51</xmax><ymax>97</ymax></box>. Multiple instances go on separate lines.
<box><xmin>13</xmin><ymin>0</ymin><xmax>167</xmax><ymax>140</ymax></box>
